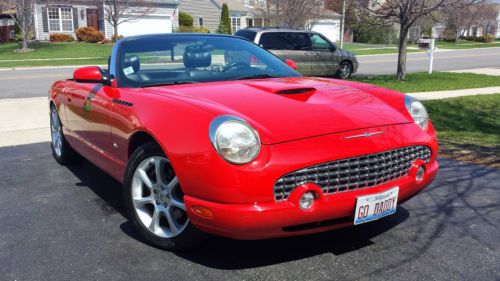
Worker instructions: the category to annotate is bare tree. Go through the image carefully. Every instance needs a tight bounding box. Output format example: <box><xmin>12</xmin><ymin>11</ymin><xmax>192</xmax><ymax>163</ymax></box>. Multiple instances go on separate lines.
<box><xmin>355</xmin><ymin>0</ymin><xmax>484</xmax><ymax>80</ymax></box>
<box><xmin>250</xmin><ymin>0</ymin><xmax>325</xmax><ymax>28</ymax></box>
<box><xmin>100</xmin><ymin>0</ymin><xmax>153</xmax><ymax>42</ymax></box>
<box><xmin>1</xmin><ymin>0</ymin><xmax>35</xmax><ymax>52</ymax></box>
<box><xmin>472</xmin><ymin>2</ymin><xmax>498</xmax><ymax>36</ymax></box>
<box><xmin>441</xmin><ymin>3</ymin><xmax>476</xmax><ymax>42</ymax></box>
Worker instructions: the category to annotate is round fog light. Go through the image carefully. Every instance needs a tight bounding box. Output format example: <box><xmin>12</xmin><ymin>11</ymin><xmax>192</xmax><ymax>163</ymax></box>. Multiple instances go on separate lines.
<box><xmin>299</xmin><ymin>192</ymin><xmax>316</xmax><ymax>210</ymax></box>
<box><xmin>416</xmin><ymin>166</ymin><xmax>425</xmax><ymax>182</ymax></box>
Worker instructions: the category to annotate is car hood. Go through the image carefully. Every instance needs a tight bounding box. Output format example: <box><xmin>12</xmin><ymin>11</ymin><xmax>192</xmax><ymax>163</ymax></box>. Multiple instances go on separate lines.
<box><xmin>144</xmin><ymin>77</ymin><xmax>412</xmax><ymax>144</ymax></box>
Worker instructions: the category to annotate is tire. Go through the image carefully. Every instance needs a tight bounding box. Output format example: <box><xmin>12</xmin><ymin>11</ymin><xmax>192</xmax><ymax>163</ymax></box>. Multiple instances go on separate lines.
<box><xmin>123</xmin><ymin>142</ymin><xmax>205</xmax><ymax>251</ymax></box>
<box><xmin>50</xmin><ymin>105</ymin><xmax>81</xmax><ymax>165</ymax></box>
<box><xmin>336</xmin><ymin>61</ymin><xmax>353</xmax><ymax>79</ymax></box>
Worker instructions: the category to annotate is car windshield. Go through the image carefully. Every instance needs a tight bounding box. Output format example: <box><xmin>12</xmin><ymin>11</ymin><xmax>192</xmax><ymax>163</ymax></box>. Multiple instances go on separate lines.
<box><xmin>116</xmin><ymin>35</ymin><xmax>301</xmax><ymax>87</ymax></box>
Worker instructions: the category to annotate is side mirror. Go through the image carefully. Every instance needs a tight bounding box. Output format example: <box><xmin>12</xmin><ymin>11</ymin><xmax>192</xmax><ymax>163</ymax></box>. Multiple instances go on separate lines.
<box><xmin>73</xmin><ymin>66</ymin><xmax>107</xmax><ymax>83</ymax></box>
<box><xmin>285</xmin><ymin>59</ymin><xmax>298</xmax><ymax>70</ymax></box>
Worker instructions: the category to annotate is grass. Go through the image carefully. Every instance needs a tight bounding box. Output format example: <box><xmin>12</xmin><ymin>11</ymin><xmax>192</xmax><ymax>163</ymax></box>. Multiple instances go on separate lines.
<box><xmin>435</xmin><ymin>40</ymin><xmax>500</xmax><ymax>50</ymax></box>
<box><xmin>0</xmin><ymin>42</ymin><xmax>111</xmax><ymax>68</ymax></box>
<box><xmin>424</xmin><ymin>94</ymin><xmax>500</xmax><ymax>148</ymax></box>
<box><xmin>351</xmin><ymin>72</ymin><xmax>500</xmax><ymax>93</ymax></box>
<box><xmin>343</xmin><ymin>42</ymin><xmax>421</xmax><ymax>56</ymax></box>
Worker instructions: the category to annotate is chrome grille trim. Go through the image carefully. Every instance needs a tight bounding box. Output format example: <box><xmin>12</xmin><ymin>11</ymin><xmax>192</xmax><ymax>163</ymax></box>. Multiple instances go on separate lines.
<box><xmin>274</xmin><ymin>146</ymin><xmax>431</xmax><ymax>201</ymax></box>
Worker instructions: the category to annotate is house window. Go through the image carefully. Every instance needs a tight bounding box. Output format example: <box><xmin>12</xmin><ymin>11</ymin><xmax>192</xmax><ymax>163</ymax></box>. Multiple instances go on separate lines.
<box><xmin>48</xmin><ymin>7</ymin><xmax>73</xmax><ymax>32</ymax></box>
<box><xmin>248</xmin><ymin>18</ymin><xmax>253</xmax><ymax>28</ymax></box>
<box><xmin>198</xmin><ymin>18</ymin><xmax>203</xmax><ymax>27</ymax></box>
<box><xmin>230</xmin><ymin>17</ymin><xmax>241</xmax><ymax>33</ymax></box>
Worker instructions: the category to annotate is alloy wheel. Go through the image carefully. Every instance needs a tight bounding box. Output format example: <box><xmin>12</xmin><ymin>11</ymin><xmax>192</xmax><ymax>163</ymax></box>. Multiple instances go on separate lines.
<box><xmin>131</xmin><ymin>156</ymin><xmax>189</xmax><ymax>238</ymax></box>
<box><xmin>50</xmin><ymin>108</ymin><xmax>63</xmax><ymax>158</ymax></box>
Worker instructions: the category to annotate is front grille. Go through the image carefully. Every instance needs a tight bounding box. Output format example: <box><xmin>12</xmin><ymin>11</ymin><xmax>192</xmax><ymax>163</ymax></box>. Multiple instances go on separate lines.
<box><xmin>274</xmin><ymin>146</ymin><xmax>431</xmax><ymax>201</ymax></box>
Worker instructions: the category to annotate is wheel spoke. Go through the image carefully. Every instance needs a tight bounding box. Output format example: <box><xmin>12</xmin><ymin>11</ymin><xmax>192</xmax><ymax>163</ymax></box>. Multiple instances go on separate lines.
<box><xmin>154</xmin><ymin>158</ymin><xmax>164</xmax><ymax>185</ymax></box>
<box><xmin>166</xmin><ymin>176</ymin><xmax>178</xmax><ymax>193</ymax></box>
<box><xmin>133</xmin><ymin>196</ymin><xmax>155</xmax><ymax>207</ymax></box>
<box><xmin>148</xmin><ymin>208</ymin><xmax>161</xmax><ymax>233</ymax></box>
<box><xmin>170</xmin><ymin>197</ymin><xmax>186</xmax><ymax>211</ymax></box>
<box><xmin>165</xmin><ymin>206</ymin><xmax>180</xmax><ymax>236</ymax></box>
<box><xmin>137</xmin><ymin>168</ymin><xmax>154</xmax><ymax>190</ymax></box>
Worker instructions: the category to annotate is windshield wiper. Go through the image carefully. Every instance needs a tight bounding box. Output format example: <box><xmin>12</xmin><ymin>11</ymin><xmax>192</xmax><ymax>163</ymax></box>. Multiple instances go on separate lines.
<box><xmin>141</xmin><ymin>81</ymin><xmax>199</xmax><ymax>88</ymax></box>
<box><xmin>231</xmin><ymin>74</ymin><xmax>279</xmax><ymax>80</ymax></box>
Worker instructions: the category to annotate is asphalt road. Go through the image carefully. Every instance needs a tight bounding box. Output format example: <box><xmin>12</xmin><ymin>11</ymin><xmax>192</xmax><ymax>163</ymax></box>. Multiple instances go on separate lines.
<box><xmin>1</xmin><ymin>47</ymin><xmax>500</xmax><ymax>99</ymax></box>
<box><xmin>0</xmin><ymin>142</ymin><xmax>499</xmax><ymax>281</ymax></box>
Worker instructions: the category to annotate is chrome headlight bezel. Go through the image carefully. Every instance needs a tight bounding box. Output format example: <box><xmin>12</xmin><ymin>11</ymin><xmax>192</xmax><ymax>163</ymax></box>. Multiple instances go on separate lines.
<box><xmin>209</xmin><ymin>115</ymin><xmax>261</xmax><ymax>164</ymax></box>
<box><xmin>405</xmin><ymin>96</ymin><xmax>429</xmax><ymax>131</ymax></box>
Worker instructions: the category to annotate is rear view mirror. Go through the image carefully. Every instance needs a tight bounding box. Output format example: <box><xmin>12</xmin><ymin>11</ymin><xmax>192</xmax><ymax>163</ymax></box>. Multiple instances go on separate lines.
<box><xmin>73</xmin><ymin>66</ymin><xmax>107</xmax><ymax>83</ymax></box>
<box><xmin>285</xmin><ymin>59</ymin><xmax>298</xmax><ymax>70</ymax></box>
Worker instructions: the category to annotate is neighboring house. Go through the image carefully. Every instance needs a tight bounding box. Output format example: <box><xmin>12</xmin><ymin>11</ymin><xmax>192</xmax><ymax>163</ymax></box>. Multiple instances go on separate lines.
<box><xmin>0</xmin><ymin>8</ymin><xmax>15</xmax><ymax>43</ymax></box>
<box><xmin>33</xmin><ymin>0</ymin><xmax>179</xmax><ymax>41</ymax></box>
<box><xmin>179</xmin><ymin>0</ymin><xmax>220</xmax><ymax>32</ymax></box>
<box><xmin>309</xmin><ymin>9</ymin><xmax>342</xmax><ymax>43</ymax></box>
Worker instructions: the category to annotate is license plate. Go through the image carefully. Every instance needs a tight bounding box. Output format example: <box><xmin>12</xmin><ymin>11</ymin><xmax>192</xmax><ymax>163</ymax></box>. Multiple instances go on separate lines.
<box><xmin>354</xmin><ymin>187</ymin><xmax>399</xmax><ymax>225</ymax></box>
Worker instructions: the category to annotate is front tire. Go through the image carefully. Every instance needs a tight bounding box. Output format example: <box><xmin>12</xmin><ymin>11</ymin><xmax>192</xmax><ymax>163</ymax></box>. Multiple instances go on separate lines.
<box><xmin>123</xmin><ymin>142</ymin><xmax>205</xmax><ymax>251</ymax></box>
<box><xmin>50</xmin><ymin>106</ymin><xmax>81</xmax><ymax>165</ymax></box>
<box><xmin>336</xmin><ymin>61</ymin><xmax>353</xmax><ymax>79</ymax></box>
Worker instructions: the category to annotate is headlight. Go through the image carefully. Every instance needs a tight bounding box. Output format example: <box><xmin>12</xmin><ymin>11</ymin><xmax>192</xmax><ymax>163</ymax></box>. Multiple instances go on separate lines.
<box><xmin>405</xmin><ymin>96</ymin><xmax>428</xmax><ymax>130</ymax></box>
<box><xmin>209</xmin><ymin>116</ymin><xmax>261</xmax><ymax>164</ymax></box>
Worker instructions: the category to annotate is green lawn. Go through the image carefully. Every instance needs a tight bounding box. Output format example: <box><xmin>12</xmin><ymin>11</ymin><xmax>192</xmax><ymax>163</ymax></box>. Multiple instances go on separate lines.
<box><xmin>0</xmin><ymin>42</ymin><xmax>111</xmax><ymax>68</ymax></box>
<box><xmin>424</xmin><ymin>94</ymin><xmax>500</xmax><ymax>148</ymax></box>
<box><xmin>343</xmin><ymin>43</ymin><xmax>421</xmax><ymax>55</ymax></box>
<box><xmin>351</xmin><ymin>72</ymin><xmax>500</xmax><ymax>93</ymax></box>
<box><xmin>435</xmin><ymin>40</ymin><xmax>500</xmax><ymax>50</ymax></box>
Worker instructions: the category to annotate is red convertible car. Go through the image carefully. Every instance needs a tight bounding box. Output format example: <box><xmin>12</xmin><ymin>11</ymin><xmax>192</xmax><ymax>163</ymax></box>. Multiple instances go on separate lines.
<box><xmin>49</xmin><ymin>34</ymin><xmax>438</xmax><ymax>250</ymax></box>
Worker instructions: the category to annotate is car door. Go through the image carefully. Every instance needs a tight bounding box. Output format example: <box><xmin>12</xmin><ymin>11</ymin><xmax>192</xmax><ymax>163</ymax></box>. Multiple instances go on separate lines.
<box><xmin>64</xmin><ymin>81</ymin><xmax>116</xmax><ymax>170</ymax></box>
<box><xmin>309</xmin><ymin>33</ymin><xmax>338</xmax><ymax>76</ymax></box>
<box><xmin>281</xmin><ymin>32</ymin><xmax>314</xmax><ymax>76</ymax></box>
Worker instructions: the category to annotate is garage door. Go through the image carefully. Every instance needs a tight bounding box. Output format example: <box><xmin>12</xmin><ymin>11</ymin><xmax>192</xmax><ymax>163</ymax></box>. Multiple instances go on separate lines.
<box><xmin>118</xmin><ymin>15</ymin><xmax>172</xmax><ymax>37</ymax></box>
<box><xmin>311</xmin><ymin>23</ymin><xmax>339</xmax><ymax>43</ymax></box>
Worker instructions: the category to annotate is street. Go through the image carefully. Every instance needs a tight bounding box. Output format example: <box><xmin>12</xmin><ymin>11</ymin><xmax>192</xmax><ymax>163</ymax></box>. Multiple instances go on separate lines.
<box><xmin>1</xmin><ymin>47</ymin><xmax>500</xmax><ymax>99</ymax></box>
<box><xmin>0</xmin><ymin>143</ymin><xmax>498</xmax><ymax>280</ymax></box>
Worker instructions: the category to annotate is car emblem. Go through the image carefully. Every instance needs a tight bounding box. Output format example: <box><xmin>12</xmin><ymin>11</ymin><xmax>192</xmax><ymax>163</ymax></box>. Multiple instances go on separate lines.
<box><xmin>344</xmin><ymin>131</ymin><xmax>385</xmax><ymax>139</ymax></box>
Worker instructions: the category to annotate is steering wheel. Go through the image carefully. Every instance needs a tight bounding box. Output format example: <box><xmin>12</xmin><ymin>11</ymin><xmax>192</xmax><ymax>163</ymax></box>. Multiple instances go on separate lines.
<box><xmin>222</xmin><ymin>62</ymin><xmax>250</xmax><ymax>72</ymax></box>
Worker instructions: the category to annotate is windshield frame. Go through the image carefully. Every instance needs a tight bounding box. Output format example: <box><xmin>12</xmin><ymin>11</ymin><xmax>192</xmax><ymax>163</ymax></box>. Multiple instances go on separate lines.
<box><xmin>110</xmin><ymin>34</ymin><xmax>301</xmax><ymax>88</ymax></box>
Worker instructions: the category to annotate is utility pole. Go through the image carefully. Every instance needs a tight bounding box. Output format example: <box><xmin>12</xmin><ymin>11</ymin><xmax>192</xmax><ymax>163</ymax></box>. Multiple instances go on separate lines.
<box><xmin>340</xmin><ymin>0</ymin><xmax>346</xmax><ymax>48</ymax></box>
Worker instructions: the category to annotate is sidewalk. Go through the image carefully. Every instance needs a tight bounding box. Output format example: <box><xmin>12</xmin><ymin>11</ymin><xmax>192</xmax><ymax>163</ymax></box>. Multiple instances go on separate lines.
<box><xmin>407</xmin><ymin>86</ymin><xmax>500</xmax><ymax>100</ymax></box>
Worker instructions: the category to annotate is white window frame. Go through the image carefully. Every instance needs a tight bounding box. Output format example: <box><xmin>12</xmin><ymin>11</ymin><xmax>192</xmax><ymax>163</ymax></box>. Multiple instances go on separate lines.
<box><xmin>230</xmin><ymin>17</ymin><xmax>241</xmax><ymax>34</ymax></box>
<box><xmin>47</xmin><ymin>7</ymin><xmax>74</xmax><ymax>32</ymax></box>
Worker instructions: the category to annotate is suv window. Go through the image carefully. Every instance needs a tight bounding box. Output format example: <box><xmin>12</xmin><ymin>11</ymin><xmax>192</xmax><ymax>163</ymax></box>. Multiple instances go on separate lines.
<box><xmin>260</xmin><ymin>32</ymin><xmax>312</xmax><ymax>51</ymax></box>
<box><xmin>259</xmin><ymin>32</ymin><xmax>286</xmax><ymax>49</ymax></box>
<box><xmin>310</xmin><ymin>34</ymin><xmax>333</xmax><ymax>51</ymax></box>
<box><xmin>235</xmin><ymin>30</ymin><xmax>257</xmax><ymax>42</ymax></box>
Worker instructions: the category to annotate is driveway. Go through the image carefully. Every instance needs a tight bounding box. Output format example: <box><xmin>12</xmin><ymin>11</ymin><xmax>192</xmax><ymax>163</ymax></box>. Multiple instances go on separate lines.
<box><xmin>1</xmin><ymin>47</ymin><xmax>500</xmax><ymax>99</ymax></box>
<box><xmin>0</xmin><ymin>143</ymin><xmax>498</xmax><ymax>281</ymax></box>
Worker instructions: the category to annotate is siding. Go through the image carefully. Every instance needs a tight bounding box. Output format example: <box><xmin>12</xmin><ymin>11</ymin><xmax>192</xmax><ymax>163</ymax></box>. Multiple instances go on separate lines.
<box><xmin>179</xmin><ymin>0</ymin><xmax>221</xmax><ymax>32</ymax></box>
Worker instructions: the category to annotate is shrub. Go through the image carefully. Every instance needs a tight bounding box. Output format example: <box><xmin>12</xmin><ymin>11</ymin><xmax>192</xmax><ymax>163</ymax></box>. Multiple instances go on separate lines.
<box><xmin>75</xmin><ymin>27</ymin><xmax>104</xmax><ymax>43</ymax></box>
<box><xmin>177</xmin><ymin>25</ymin><xmax>194</xmax><ymax>32</ymax></box>
<box><xmin>50</xmin><ymin>33</ymin><xmax>74</xmax><ymax>42</ymax></box>
<box><xmin>179</xmin><ymin>12</ymin><xmax>194</xmax><ymax>27</ymax></box>
<box><xmin>482</xmin><ymin>34</ymin><xmax>495</xmax><ymax>43</ymax></box>
<box><xmin>112</xmin><ymin>34</ymin><xmax>124</xmax><ymax>43</ymax></box>
<box><xmin>194</xmin><ymin>27</ymin><xmax>209</xmax><ymax>33</ymax></box>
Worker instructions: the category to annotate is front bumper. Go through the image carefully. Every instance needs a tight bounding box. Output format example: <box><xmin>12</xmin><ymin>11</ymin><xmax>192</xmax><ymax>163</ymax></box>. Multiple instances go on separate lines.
<box><xmin>185</xmin><ymin>160</ymin><xmax>438</xmax><ymax>239</ymax></box>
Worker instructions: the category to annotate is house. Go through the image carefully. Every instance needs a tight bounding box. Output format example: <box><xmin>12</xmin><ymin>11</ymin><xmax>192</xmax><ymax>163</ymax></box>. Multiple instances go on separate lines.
<box><xmin>178</xmin><ymin>0</ymin><xmax>221</xmax><ymax>32</ymax></box>
<box><xmin>33</xmin><ymin>0</ymin><xmax>179</xmax><ymax>41</ymax></box>
<box><xmin>0</xmin><ymin>7</ymin><xmax>15</xmax><ymax>43</ymax></box>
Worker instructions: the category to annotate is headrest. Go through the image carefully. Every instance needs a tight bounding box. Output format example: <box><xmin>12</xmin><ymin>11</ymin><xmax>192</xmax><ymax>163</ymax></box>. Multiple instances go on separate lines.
<box><xmin>124</xmin><ymin>55</ymin><xmax>140</xmax><ymax>73</ymax></box>
<box><xmin>183</xmin><ymin>45</ymin><xmax>212</xmax><ymax>68</ymax></box>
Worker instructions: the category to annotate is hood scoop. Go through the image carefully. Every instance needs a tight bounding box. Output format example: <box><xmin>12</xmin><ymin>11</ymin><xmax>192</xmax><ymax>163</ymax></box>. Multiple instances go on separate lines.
<box><xmin>276</xmin><ymin>87</ymin><xmax>316</xmax><ymax>95</ymax></box>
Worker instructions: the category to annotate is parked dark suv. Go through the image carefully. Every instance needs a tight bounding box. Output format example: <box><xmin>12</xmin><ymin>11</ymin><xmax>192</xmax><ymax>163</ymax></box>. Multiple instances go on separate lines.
<box><xmin>235</xmin><ymin>27</ymin><xmax>358</xmax><ymax>79</ymax></box>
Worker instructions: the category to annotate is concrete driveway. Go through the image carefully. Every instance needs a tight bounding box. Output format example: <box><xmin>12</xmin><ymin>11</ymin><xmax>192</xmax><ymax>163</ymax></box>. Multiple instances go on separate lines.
<box><xmin>0</xmin><ymin>143</ymin><xmax>498</xmax><ymax>280</ymax></box>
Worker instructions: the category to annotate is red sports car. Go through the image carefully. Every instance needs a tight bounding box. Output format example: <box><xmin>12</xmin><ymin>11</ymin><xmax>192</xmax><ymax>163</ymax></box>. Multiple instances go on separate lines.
<box><xmin>49</xmin><ymin>34</ymin><xmax>438</xmax><ymax>250</ymax></box>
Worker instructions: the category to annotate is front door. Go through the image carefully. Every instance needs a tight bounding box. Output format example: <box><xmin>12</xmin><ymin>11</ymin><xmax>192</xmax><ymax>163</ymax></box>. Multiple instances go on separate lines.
<box><xmin>86</xmin><ymin>9</ymin><xmax>99</xmax><ymax>30</ymax></box>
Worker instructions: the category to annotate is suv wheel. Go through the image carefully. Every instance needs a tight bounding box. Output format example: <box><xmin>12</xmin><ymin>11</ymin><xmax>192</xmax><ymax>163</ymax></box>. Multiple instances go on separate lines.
<box><xmin>336</xmin><ymin>61</ymin><xmax>353</xmax><ymax>79</ymax></box>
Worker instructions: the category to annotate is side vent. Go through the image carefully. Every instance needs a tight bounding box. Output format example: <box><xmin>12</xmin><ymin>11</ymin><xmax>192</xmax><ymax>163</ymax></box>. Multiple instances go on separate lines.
<box><xmin>112</xmin><ymin>99</ymin><xmax>133</xmax><ymax>107</ymax></box>
<box><xmin>276</xmin><ymin>87</ymin><xmax>316</xmax><ymax>95</ymax></box>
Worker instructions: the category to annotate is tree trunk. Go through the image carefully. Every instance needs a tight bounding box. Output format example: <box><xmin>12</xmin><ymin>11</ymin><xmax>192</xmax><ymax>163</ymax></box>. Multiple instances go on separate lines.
<box><xmin>114</xmin><ymin>24</ymin><xmax>118</xmax><ymax>42</ymax></box>
<box><xmin>397</xmin><ymin>25</ymin><xmax>409</xmax><ymax>81</ymax></box>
